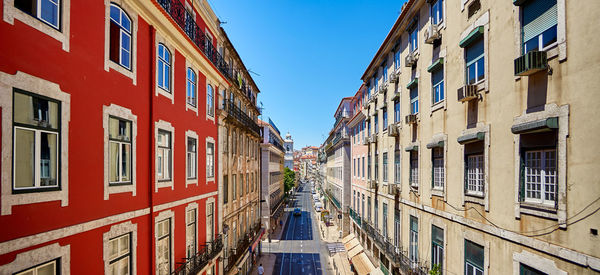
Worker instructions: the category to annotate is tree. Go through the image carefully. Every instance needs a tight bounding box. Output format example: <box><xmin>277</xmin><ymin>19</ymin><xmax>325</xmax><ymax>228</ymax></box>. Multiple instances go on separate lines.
<box><xmin>283</xmin><ymin>167</ymin><xmax>296</xmax><ymax>194</ymax></box>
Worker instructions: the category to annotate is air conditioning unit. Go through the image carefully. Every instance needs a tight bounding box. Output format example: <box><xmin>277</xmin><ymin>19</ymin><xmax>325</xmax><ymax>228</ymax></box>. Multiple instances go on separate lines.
<box><xmin>369</xmin><ymin>180</ymin><xmax>378</xmax><ymax>190</ymax></box>
<box><xmin>369</xmin><ymin>134</ymin><xmax>377</xmax><ymax>143</ymax></box>
<box><xmin>514</xmin><ymin>50</ymin><xmax>548</xmax><ymax>76</ymax></box>
<box><xmin>391</xmin><ymin>90</ymin><xmax>401</xmax><ymax>100</ymax></box>
<box><xmin>405</xmin><ymin>52</ymin><xmax>417</xmax><ymax>67</ymax></box>
<box><xmin>362</xmin><ymin>137</ymin><xmax>370</xmax><ymax>145</ymax></box>
<box><xmin>457</xmin><ymin>85</ymin><xmax>478</xmax><ymax>102</ymax></box>
<box><xmin>390</xmin><ymin>185</ymin><xmax>400</xmax><ymax>196</ymax></box>
<box><xmin>424</xmin><ymin>23</ymin><xmax>441</xmax><ymax>44</ymax></box>
<box><xmin>389</xmin><ymin>71</ymin><xmax>399</xmax><ymax>83</ymax></box>
<box><xmin>388</xmin><ymin>124</ymin><xmax>399</xmax><ymax>137</ymax></box>
<box><xmin>405</xmin><ymin>114</ymin><xmax>417</xmax><ymax>125</ymax></box>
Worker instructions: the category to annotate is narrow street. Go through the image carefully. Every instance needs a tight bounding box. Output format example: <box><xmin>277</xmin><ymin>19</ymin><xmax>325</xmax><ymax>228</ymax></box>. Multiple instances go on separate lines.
<box><xmin>269</xmin><ymin>183</ymin><xmax>324</xmax><ymax>275</ymax></box>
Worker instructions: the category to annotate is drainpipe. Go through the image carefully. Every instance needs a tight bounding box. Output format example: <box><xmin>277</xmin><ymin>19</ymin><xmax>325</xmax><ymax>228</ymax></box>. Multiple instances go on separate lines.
<box><xmin>148</xmin><ymin>25</ymin><xmax>156</xmax><ymax>275</ymax></box>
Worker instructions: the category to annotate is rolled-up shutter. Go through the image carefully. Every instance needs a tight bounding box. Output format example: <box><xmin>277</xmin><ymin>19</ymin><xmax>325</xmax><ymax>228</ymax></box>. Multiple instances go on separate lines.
<box><xmin>522</xmin><ymin>0</ymin><xmax>557</xmax><ymax>43</ymax></box>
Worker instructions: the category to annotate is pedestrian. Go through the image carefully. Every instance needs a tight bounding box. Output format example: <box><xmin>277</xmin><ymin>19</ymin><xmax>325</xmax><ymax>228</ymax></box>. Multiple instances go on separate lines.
<box><xmin>279</xmin><ymin>219</ymin><xmax>283</xmax><ymax>228</ymax></box>
<box><xmin>257</xmin><ymin>264</ymin><xmax>264</xmax><ymax>275</ymax></box>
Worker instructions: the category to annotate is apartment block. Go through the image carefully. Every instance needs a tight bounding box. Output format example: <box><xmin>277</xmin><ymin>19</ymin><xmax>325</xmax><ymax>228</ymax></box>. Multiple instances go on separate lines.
<box><xmin>259</xmin><ymin>119</ymin><xmax>285</xmax><ymax>238</ymax></box>
<box><xmin>346</xmin><ymin>0</ymin><xmax>600</xmax><ymax>274</ymax></box>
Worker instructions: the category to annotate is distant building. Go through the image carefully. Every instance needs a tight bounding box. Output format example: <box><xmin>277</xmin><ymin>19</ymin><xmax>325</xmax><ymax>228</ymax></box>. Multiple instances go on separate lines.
<box><xmin>259</xmin><ymin>119</ymin><xmax>285</xmax><ymax>239</ymax></box>
<box><xmin>284</xmin><ymin>132</ymin><xmax>294</xmax><ymax>170</ymax></box>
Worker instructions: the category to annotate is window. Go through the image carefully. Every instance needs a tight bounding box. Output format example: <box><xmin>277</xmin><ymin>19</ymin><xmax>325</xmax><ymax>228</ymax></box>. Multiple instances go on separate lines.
<box><xmin>223</xmin><ymin>175</ymin><xmax>228</xmax><ymax>204</ymax></box>
<box><xmin>433</xmin><ymin>147</ymin><xmax>444</xmax><ymax>190</ymax></box>
<box><xmin>409</xmin><ymin>23</ymin><xmax>419</xmax><ymax>52</ymax></box>
<box><xmin>157</xmin><ymin>219</ymin><xmax>171</xmax><ymax>275</ymax></box>
<box><xmin>106</xmin><ymin>233</ymin><xmax>131</xmax><ymax>275</ymax></box>
<box><xmin>466</xmin><ymin>154</ymin><xmax>484</xmax><ymax>195</ymax></box>
<box><xmin>186</xmin><ymin>68</ymin><xmax>197</xmax><ymax>107</ymax></box>
<box><xmin>394</xmin><ymin>101</ymin><xmax>401</xmax><ymax>123</ymax></box>
<box><xmin>15</xmin><ymin>259</ymin><xmax>59</xmax><ymax>275</ymax></box>
<box><xmin>374</xmin><ymin>198</ymin><xmax>379</xmax><ymax>227</ymax></box>
<box><xmin>432</xmin><ymin>68</ymin><xmax>444</xmax><ymax>104</ymax></box>
<box><xmin>109</xmin><ymin>117</ymin><xmax>132</xmax><ymax>185</ymax></box>
<box><xmin>206</xmin><ymin>141</ymin><xmax>215</xmax><ymax>178</ymax></box>
<box><xmin>431</xmin><ymin>226</ymin><xmax>444</xmax><ymax>273</ymax></box>
<box><xmin>523</xmin><ymin>149</ymin><xmax>556</xmax><ymax>205</ymax></box>
<box><xmin>109</xmin><ymin>4</ymin><xmax>131</xmax><ymax>69</ymax></box>
<box><xmin>393</xmin><ymin>149</ymin><xmax>401</xmax><ymax>184</ymax></box>
<box><xmin>13</xmin><ymin>90</ymin><xmax>60</xmax><ymax>191</ymax></box>
<box><xmin>383</xmin><ymin>65</ymin><xmax>388</xmax><ymax>82</ymax></box>
<box><xmin>157</xmin><ymin>130</ymin><xmax>171</xmax><ymax>181</ymax></box>
<box><xmin>375</xmin><ymin>153</ymin><xmax>379</xmax><ymax>181</ymax></box>
<box><xmin>383</xmin><ymin>108</ymin><xmax>388</xmax><ymax>130</ymax></box>
<box><xmin>410</xmin><ymin>87</ymin><xmax>419</xmax><ymax>114</ymax></box>
<box><xmin>394</xmin><ymin>209</ymin><xmax>401</xmax><ymax>248</ymax></box>
<box><xmin>394</xmin><ymin>49</ymin><xmax>401</xmax><ymax>70</ymax></box>
<box><xmin>410</xmin><ymin>151</ymin><xmax>419</xmax><ymax>187</ymax></box>
<box><xmin>382</xmin><ymin>202</ymin><xmax>388</xmax><ymax>238</ymax></box>
<box><xmin>232</xmin><ymin>174</ymin><xmax>237</xmax><ymax>199</ymax></box>
<box><xmin>362</xmin><ymin>194</ymin><xmax>365</xmax><ymax>217</ymax></box>
<box><xmin>207</xmin><ymin>84</ymin><xmax>214</xmax><ymax>117</ymax></box>
<box><xmin>207</xmin><ymin>201</ymin><xmax>215</xmax><ymax>242</ymax></box>
<box><xmin>157</xmin><ymin>43</ymin><xmax>171</xmax><ymax>91</ymax></box>
<box><xmin>383</xmin><ymin>152</ymin><xmax>388</xmax><ymax>182</ymax></box>
<box><xmin>187</xmin><ymin>137</ymin><xmax>197</xmax><ymax>179</ymax></box>
<box><xmin>353</xmin><ymin>158</ymin><xmax>356</xmax><ymax>177</ymax></box>
<box><xmin>431</xmin><ymin>0</ymin><xmax>444</xmax><ymax>25</ymax></box>
<box><xmin>367</xmin><ymin>196</ymin><xmax>371</xmax><ymax>222</ymax></box>
<box><xmin>409</xmin><ymin>216</ymin><xmax>418</xmax><ymax>267</ymax></box>
<box><xmin>367</xmin><ymin>155</ymin><xmax>371</xmax><ymax>180</ymax></box>
<box><xmin>15</xmin><ymin>0</ymin><xmax>60</xmax><ymax>29</ymax></box>
<box><xmin>519</xmin><ymin>263</ymin><xmax>546</xmax><ymax>275</ymax></box>
<box><xmin>465</xmin><ymin>37</ymin><xmax>485</xmax><ymax>85</ymax></box>
<box><xmin>240</xmin><ymin>174</ymin><xmax>244</xmax><ymax>197</ymax></box>
<box><xmin>521</xmin><ymin>0</ymin><xmax>557</xmax><ymax>54</ymax></box>
<box><xmin>465</xmin><ymin>240</ymin><xmax>484</xmax><ymax>275</ymax></box>
<box><xmin>362</xmin><ymin>157</ymin><xmax>365</xmax><ymax>178</ymax></box>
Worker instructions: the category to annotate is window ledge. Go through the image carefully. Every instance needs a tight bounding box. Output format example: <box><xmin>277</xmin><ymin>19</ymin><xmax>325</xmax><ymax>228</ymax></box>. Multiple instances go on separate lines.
<box><xmin>186</xmin><ymin>179</ymin><xmax>198</xmax><ymax>187</ymax></box>
<box><xmin>464</xmin><ymin>193</ymin><xmax>485</xmax><ymax>205</ymax></box>
<box><xmin>430</xmin><ymin>101</ymin><xmax>445</xmax><ymax>114</ymax></box>
<box><xmin>519</xmin><ymin>203</ymin><xmax>558</xmax><ymax>220</ymax></box>
<box><xmin>156</xmin><ymin>180</ymin><xmax>174</xmax><ymax>191</ymax></box>
<box><xmin>431</xmin><ymin>188</ymin><xmax>445</xmax><ymax>198</ymax></box>
<box><xmin>186</xmin><ymin>103</ymin><xmax>198</xmax><ymax>116</ymax></box>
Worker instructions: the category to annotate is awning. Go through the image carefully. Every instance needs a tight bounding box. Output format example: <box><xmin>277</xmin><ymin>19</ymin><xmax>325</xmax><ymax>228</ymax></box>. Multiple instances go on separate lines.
<box><xmin>348</xmin><ymin>243</ymin><xmax>364</xmax><ymax>258</ymax></box>
<box><xmin>460</xmin><ymin>26</ymin><xmax>484</xmax><ymax>48</ymax></box>
<box><xmin>511</xmin><ymin>117</ymin><xmax>558</xmax><ymax>134</ymax></box>
<box><xmin>344</xmin><ymin>238</ymin><xmax>360</xmax><ymax>251</ymax></box>
<box><xmin>342</xmin><ymin>233</ymin><xmax>356</xmax><ymax>244</ymax></box>
<box><xmin>457</xmin><ymin>131</ymin><xmax>485</xmax><ymax>144</ymax></box>
<box><xmin>427</xmin><ymin>57</ymin><xmax>444</xmax><ymax>73</ymax></box>
<box><xmin>404</xmin><ymin>144</ymin><xmax>419</xmax><ymax>152</ymax></box>
<box><xmin>250</xmin><ymin>228</ymin><xmax>265</xmax><ymax>252</ymax></box>
<box><xmin>351</xmin><ymin>252</ymin><xmax>377</xmax><ymax>275</ymax></box>
<box><xmin>371</xmin><ymin>269</ymin><xmax>385</xmax><ymax>275</ymax></box>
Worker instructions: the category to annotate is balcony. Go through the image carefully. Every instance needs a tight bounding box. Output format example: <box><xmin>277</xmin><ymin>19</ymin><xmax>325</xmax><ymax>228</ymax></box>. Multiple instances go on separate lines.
<box><xmin>349</xmin><ymin>208</ymin><xmax>361</xmax><ymax>226</ymax></box>
<box><xmin>172</xmin><ymin>235</ymin><xmax>223</xmax><ymax>275</ymax></box>
<box><xmin>157</xmin><ymin>0</ymin><xmax>230</xmax><ymax>79</ymax></box>
<box><xmin>224</xmin><ymin>100</ymin><xmax>261</xmax><ymax>136</ymax></box>
<box><xmin>224</xmin><ymin>223</ymin><xmax>262</xmax><ymax>272</ymax></box>
<box><xmin>325</xmin><ymin>190</ymin><xmax>341</xmax><ymax>209</ymax></box>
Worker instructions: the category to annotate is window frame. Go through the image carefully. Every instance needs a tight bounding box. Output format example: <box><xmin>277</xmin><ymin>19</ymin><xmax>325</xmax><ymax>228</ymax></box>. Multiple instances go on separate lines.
<box><xmin>109</xmin><ymin>3</ymin><xmax>132</xmax><ymax>70</ymax></box>
<box><xmin>186</xmin><ymin>135</ymin><xmax>198</xmax><ymax>181</ymax></box>
<box><xmin>432</xmin><ymin>68</ymin><xmax>445</xmax><ymax>105</ymax></box>
<box><xmin>465</xmin><ymin>37</ymin><xmax>485</xmax><ymax>85</ymax></box>
<box><xmin>155</xmin><ymin>120</ymin><xmax>174</xmax><ymax>191</ymax></box>
<box><xmin>206</xmin><ymin>138</ymin><xmax>215</xmax><ymax>181</ymax></box>
<box><xmin>410</xmin><ymin>87</ymin><xmax>419</xmax><ymax>115</ymax></box>
<box><xmin>14</xmin><ymin>0</ymin><xmax>61</xmax><ymax>30</ymax></box>
<box><xmin>466</xmin><ymin>154</ymin><xmax>484</xmax><ymax>196</ymax></box>
<box><xmin>107</xmin><ymin>115</ymin><xmax>132</xmax><ymax>186</ymax></box>
<box><xmin>410</xmin><ymin>151</ymin><xmax>419</xmax><ymax>188</ymax></box>
<box><xmin>432</xmin><ymin>147</ymin><xmax>444</xmax><ymax>190</ymax></box>
<box><xmin>107</xmin><ymin>233</ymin><xmax>132</xmax><ymax>275</ymax></box>
<box><xmin>157</xmin><ymin>43</ymin><xmax>172</xmax><ymax>92</ymax></box>
<box><xmin>14</xmin><ymin>258</ymin><xmax>59</xmax><ymax>275</ymax></box>
<box><xmin>185</xmin><ymin>206</ymin><xmax>197</xmax><ymax>258</ymax></box>
<box><xmin>523</xmin><ymin>148</ymin><xmax>557</xmax><ymax>207</ymax></box>
<box><xmin>186</xmin><ymin>67</ymin><xmax>197</xmax><ymax>108</ymax></box>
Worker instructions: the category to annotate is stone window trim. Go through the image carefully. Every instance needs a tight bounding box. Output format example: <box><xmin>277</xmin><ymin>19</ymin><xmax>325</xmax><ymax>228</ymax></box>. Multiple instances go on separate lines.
<box><xmin>3</xmin><ymin>0</ymin><xmax>71</xmax><ymax>52</ymax></box>
<box><xmin>206</xmin><ymin>136</ymin><xmax>216</xmax><ymax>183</ymax></box>
<box><xmin>512</xmin><ymin>104</ymin><xmax>568</xmax><ymax>226</ymax></box>
<box><xmin>428</xmin><ymin>133</ymin><xmax>447</xmax><ymax>200</ymax></box>
<box><xmin>459</xmin><ymin>11</ymin><xmax>490</xmax><ymax>94</ymax></box>
<box><xmin>103</xmin><ymin>221</ymin><xmax>138</xmax><ymax>275</ymax></box>
<box><xmin>186</xmin><ymin>130</ymin><xmax>199</xmax><ymax>187</ymax></box>
<box><xmin>103</xmin><ymin>104</ymin><xmax>138</xmax><ymax>200</ymax></box>
<box><xmin>155</xmin><ymin>32</ymin><xmax>175</xmax><ymax>103</ymax></box>
<box><xmin>0</xmin><ymin>71</ymin><xmax>71</xmax><ymax>216</ymax></box>
<box><xmin>185</xmin><ymin>59</ymin><xmax>199</xmax><ymax>116</ymax></box>
<box><xmin>428</xmin><ymin>0</ymin><xmax>447</xmax><ymax>30</ymax></box>
<box><xmin>462</xmin><ymin>230</ymin><xmax>490</xmax><ymax>275</ymax></box>
<box><xmin>459</xmin><ymin>124</ymin><xmax>490</xmax><ymax>211</ymax></box>
<box><xmin>155</xmin><ymin>120</ymin><xmax>174</xmax><ymax>192</ymax></box>
<box><xmin>155</xmin><ymin>210</ymin><xmax>175</xmax><ymax>275</ymax></box>
<box><xmin>0</xmin><ymin>242</ymin><xmax>70</xmax><ymax>274</ymax></box>
<box><xmin>185</xmin><ymin>202</ymin><xmax>199</xmax><ymax>255</ymax></box>
<box><xmin>406</xmin><ymin>141</ymin><xmax>420</xmax><ymax>192</ymax></box>
<box><xmin>103</xmin><ymin>0</ymin><xmax>138</xmax><ymax>85</ymax></box>
<box><xmin>512</xmin><ymin>250</ymin><xmax>567</xmax><ymax>275</ymax></box>
<box><xmin>429</xmin><ymin>47</ymin><xmax>447</xmax><ymax>116</ymax></box>
<box><xmin>511</xmin><ymin>0</ymin><xmax>567</xmax><ymax>68</ymax></box>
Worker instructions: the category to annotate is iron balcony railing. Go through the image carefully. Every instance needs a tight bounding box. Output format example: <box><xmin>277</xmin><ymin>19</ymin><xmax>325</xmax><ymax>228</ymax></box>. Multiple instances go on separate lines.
<box><xmin>325</xmin><ymin>190</ymin><xmax>341</xmax><ymax>209</ymax></box>
<box><xmin>224</xmin><ymin>223</ymin><xmax>262</xmax><ymax>272</ymax></box>
<box><xmin>172</xmin><ymin>235</ymin><xmax>223</xmax><ymax>275</ymax></box>
<box><xmin>349</xmin><ymin>208</ymin><xmax>361</xmax><ymax>226</ymax></box>
<box><xmin>157</xmin><ymin>0</ymin><xmax>231</xmax><ymax>79</ymax></box>
<box><xmin>224</xmin><ymin>100</ymin><xmax>261</xmax><ymax>136</ymax></box>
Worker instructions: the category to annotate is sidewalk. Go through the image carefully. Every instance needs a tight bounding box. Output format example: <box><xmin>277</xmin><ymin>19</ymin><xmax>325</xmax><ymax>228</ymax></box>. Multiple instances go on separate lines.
<box><xmin>316</xmin><ymin>216</ymin><xmax>353</xmax><ymax>275</ymax></box>
<box><xmin>248</xmin><ymin>211</ymin><xmax>290</xmax><ymax>275</ymax></box>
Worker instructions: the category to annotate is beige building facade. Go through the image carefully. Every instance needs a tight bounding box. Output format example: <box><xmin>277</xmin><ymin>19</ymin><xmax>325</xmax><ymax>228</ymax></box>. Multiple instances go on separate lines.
<box><xmin>347</xmin><ymin>0</ymin><xmax>600</xmax><ymax>274</ymax></box>
<box><xmin>259</xmin><ymin>119</ymin><xmax>285</xmax><ymax>238</ymax></box>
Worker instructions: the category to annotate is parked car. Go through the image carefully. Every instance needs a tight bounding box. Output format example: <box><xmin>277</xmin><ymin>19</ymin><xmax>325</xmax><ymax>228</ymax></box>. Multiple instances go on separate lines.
<box><xmin>293</xmin><ymin>208</ymin><xmax>302</xmax><ymax>216</ymax></box>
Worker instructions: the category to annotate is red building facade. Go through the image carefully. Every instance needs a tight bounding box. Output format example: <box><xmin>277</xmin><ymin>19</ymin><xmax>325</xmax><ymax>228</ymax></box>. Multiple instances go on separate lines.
<box><xmin>0</xmin><ymin>0</ymin><xmax>234</xmax><ymax>274</ymax></box>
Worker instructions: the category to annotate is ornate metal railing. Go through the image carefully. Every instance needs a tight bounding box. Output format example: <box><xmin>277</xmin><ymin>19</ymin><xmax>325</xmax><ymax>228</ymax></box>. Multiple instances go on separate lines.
<box><xmin>157</xmin><ymin>0</ymin><xmax>231</xmax><ymax>79</ymax></box>
<box><xmin>325</xmin><ymin>190</ymin><xmax>341</xmax><ymax>209</ymax></box>
<box><xmin>224</xmin><ymin>100</ymin><xmax>261</xmax><ymax>136</ymax></box>
<box><xmin>224</xmin><ymin>224</ymin><xmax>262</xmax><ymax>272</ymax></box>
<box><xmin>172</xmin><ymin>235</ymin><xmax>223</xmax><ymax>275</ymax></box>
<box><xmin>349</xmin><ymin>208</ymin><xmax>361</xmax><ymax>226</ymax></box>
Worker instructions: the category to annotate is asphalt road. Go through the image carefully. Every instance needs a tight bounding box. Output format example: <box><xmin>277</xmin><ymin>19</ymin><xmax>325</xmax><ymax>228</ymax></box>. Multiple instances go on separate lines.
<box><xmin>273</xmin><ymin>184</ymin><xmax>323</xmax><ymax>275</ymax></box>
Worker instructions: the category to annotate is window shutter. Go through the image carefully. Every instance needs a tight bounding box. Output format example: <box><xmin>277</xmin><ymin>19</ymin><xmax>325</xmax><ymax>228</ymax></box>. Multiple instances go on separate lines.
<box><xmin>109</xmin><ymin>22</ymin><xmax>120</xmax><ymax>62</ymax></box>
<box><xmin>522</xmin><ymin>0</ymin><xmax>557</xmax><ymax>42</ymax></box>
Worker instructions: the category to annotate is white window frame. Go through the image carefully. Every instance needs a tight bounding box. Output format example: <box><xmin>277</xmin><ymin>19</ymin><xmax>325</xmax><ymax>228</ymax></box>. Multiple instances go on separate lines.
<box><xmin>154</xmin><ymin>33</ymin><xmax>175</xmax><ymax>103</ymax></box>
<box><xmin>410</xmin><ymin>151</ymin><xmax>419</xmax><ymax>188</ymax></box>
<box><xmin>206</xmin><ymin>137</ymin><xmax>215</xmax><ymax>182</ymax></box>
<box><xmin>513</xmin><ymin>0</ymin><xmax>566</xmax><ymax>62</ymax></box>
<box><xmin>432</xmin><ymin>69</ymin><xmax>444</xmax><ymax>105</ymax></box>
<box><xmin>155</xmin><ymin>120</ymin><xmax>174</xmax><ymax>191</ymax></box>
<box><xmin>410</xmin><ymin>87</ymin><xmax>419</xmax><ymax>115</ymax></box>
<box><xmin>409</xmin><ymin>215</ymin><xmax>419</xmax><ymax>268</ymax></box>
<box><xmin>0</xmin><ymin>71</ymin><xmax>70</xmax><ymax>215</ymax></box>
<box><xmin>466</xmin><ymin>154</ymin><xmax>484</xmax><ymax>196</ymax></box>
<box><xmin>103</xmin><ymin>0</ymin><xmax>137</xmax><ymax>84</ymax></box>
<box><xmin>186</xmin><ymin>68</ymin><xmax>197</xmax><ymax>107</ymax></box>
<box><xmin>186</xmin><ymin>130</ymin><xmax>199</xmax><ymax>186</ymax></box>
<box><xmin>3</xmin><ymin>0</ymin><xmax>71</xmax><ymax>52</ymax></box>
<box><xmin>207</xmin><ymin>84</ymin><xmax>215</xmax><ymax>118</ymax></box>
<box><xmin>0</xmin><ymin>242</ymin><xmax>70</xmax><ymax>275</ymax></box>
<box><xmin>103</xmin><ymin>221</ymin><xmax>137</xmax><ymax>275</ymax></box>
<box><xmin>155</xmin><ymin>210</ymin><xmax>174</xmax><ymax>275</ymax></box>
<box><xmin>103</xmin><ymin>104</ymin><xmax>137</xmax><ymax>200</ymax></box>
<box><xmin>185</xmin><ymin>203</ymin><xmax>199</xmax><ymax>258</ymax></box>
<box><xmin>108</xmin><ymin>4</ymin><xmax>132</xmax><ymax>70</ymax></box>
<box><xmin>524</xmin><ymin>149</ymin><xmax>557</xmax><ymax>206</ymax></box>
<box><xmin>206</xmin><ymin>197</ymin><xmax>215</xmax><ymax>243</ymax></box>
<box><xmin>157</xmin><ymin>43</ymin><xmax>171</xmax><ymax>92</ymax></box>
<box><xmin>433</xmin><ymin>147</ymin><xmax>444</xmax><ymax>190</ymax></box>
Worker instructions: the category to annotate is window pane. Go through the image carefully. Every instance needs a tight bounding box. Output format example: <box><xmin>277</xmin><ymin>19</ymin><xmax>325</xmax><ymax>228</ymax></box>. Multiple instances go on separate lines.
<box><xmin>477</xmin><ymin>58</ymin><xmax>485</xmax><ymax>81</ymax></box>
<box><xmin>542</xmin><ymin>26</ymin><xmax>557</xmax><ymax>48</ymax></box>
<box><xmin>465</xmin><ymin>240</ymin><xmax>484</xmax><ymax>268</ymax></box>
<box><xmin>40</xmin><ymin>132</ymin><xmax>57</xmax><ymax>186</ymax></box>
<box><xmin>121</xmin><ymin>143</ymin><xmax>131</xmax><ymax>182</ymax></box>
<box><xmin>157</xmin><ymin>62</ymin><xmax>164</xmax><ymax>88</ymax></box>
<box><xmin>110</xmin><ymin>5</ymin><xmax>120</xmax><ymax>22</ymax></box>
<box><xmin>40</xmin><ymin>0</ymin><xmax>59</xmax><ymax>27</ymax></box>
<box><xmin>37</xmin><ymin>261</ymin><xmax>56</xmax><ymax>275</ymax></box>
<box><xmin>14</xmin><ymin>92</ymin><xmax>59</xmax><ymax>129</ymax></box>
<box><xmin>14</xmin><ymin>128</ymin><xmax>35</xmax><ymax>188</ymax></box>
<box><xmin>109</xmin><ymin>142</ymin><xmax>119</xmax><ymax>183</ymax></box>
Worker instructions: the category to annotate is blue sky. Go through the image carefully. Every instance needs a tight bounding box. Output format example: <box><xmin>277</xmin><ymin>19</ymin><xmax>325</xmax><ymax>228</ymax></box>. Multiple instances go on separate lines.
<box><xmin>210</xmin><ymin>0</ymin><xmax>405</xmax><ymax>149</ymax></box>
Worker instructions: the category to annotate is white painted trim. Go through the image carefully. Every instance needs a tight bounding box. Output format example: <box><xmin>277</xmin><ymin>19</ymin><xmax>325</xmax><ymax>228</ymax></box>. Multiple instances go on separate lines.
<box><xmin>155</xmin><ymin>120</ymin><xmax>175</xmax><ymax>191</ymax></box>
<box><xmin>103</xmin><ymin>104</ymin><xmax>138</xmax><ymax>200</ymax></box>
<box><xmin>205</xmin><ymin>81</ymin><xmax>216</xmax><ymax>123</ymax></box>
<box><xmin>185</xmin><ymin>59</ymin><xmax>199</xmax><ymax>116</ymax></box>
<box><xmin>153</xmin><ymin>191</ymin><xmax>218</xmax><ymax>212</ymax></box>
<box><xmin>3</xmin><ymin>0</ymin><xmax>71</xmax><ymax>52</ymax></box>
<box><xmin>155</xmin><ymin>210</ymin><xmax>175</xmax><ymax>275</ymax></box>
<box><xmin>103</xmin><ymin>0</ymin><xmax>138</xmax><ymax>85</ymax></box>
<box><xmin>513</xmin><ymin>250</ymin><xmax>567</xmax><ymax>275</ymax></box>
<box><xmin>206</xmin><ymin>197</ymin><xmax>216</xmax><ymax>242</ymax></box>
<box><xmin>103</xmin><ymin>221</ymin><xmax>138</xmax><ymax>275</ymax></box>
<box><xmin>185</xmin><ymin>202</ymin><xmax>199</xmax><ymax>255</ymax></box>
<box><xmin>155</xmin><ymin>32</ymin><xmax>176</xmax><ymax>103</ymax></box>
<box><xmin>0</xmin><ymin>242</ymin><xmax>70</xmax><ymax>274</ymax></box>
<box><xmin>186</xmin><ymin>130</ymin><xmax>199</xmax><ymax>187</ymax></box>
<box><xmin>206</xmin><ymin>136</ymin><xmax>216</xmax><ymax>182</ymax></box>
<box><xmin>0</xmin><ymin>71</ymin><xmax>71</xmax><ymax>215</ymax></box>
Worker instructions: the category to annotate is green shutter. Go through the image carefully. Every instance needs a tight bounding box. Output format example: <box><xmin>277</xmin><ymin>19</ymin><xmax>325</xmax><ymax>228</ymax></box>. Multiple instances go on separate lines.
<box><xmin>427</xmin><ymin>58</ymin><xmax>444</xmax><ymax>73</ymax></box>
<box><xmin>459</xmin><ymin>26</ymin><xmax>484</xmax><ymax>48</ymax></box>
<box><xmin>523</xmin><ymin>2</ymin><xmax>558</xmax><ymax>43</ymax></box>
